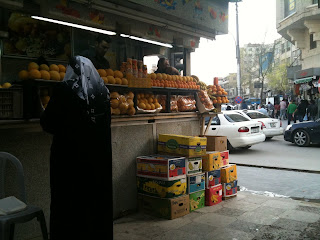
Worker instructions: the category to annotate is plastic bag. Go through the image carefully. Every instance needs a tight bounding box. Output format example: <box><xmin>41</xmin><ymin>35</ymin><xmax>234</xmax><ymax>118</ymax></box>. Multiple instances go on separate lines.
<box><xmin>177</xmin><ymin>95</ymin><xmax>196</xmax><ymax>112</ymax></box>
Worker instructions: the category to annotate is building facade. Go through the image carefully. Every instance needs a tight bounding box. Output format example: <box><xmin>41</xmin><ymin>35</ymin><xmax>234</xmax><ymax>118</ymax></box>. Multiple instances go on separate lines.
<box><xmin>276</xmin><ymin>0</ymin><xmax>320</xmax><ymax>106</ymax></box>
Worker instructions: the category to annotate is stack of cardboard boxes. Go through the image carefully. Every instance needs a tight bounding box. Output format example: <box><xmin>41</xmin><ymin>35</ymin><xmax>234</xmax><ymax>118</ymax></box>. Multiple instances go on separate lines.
<box><xmin>136</xmin><ymin>134</ymin><xmax>237</xmax><ymax>220</ymax></box>
<box><xmin>203</xmin><ymin>136</ymin><xmax>237</xmax><ymax>200</ymax></box>
<box><xmin>136</xmin><ymin>155</ymin><xmax>189</xmax><ymax>219</ymax></box>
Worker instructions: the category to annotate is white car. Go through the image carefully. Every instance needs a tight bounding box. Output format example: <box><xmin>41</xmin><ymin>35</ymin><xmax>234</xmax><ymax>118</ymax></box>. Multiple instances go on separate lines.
<box><xmin>205</xmin><ymin>111</ymin><xmax>266</xmax><ymax>150</ymax></box>
<box><xmin>232</xmin><ymin>110</ymin><xmax>284</xmax><ymax>139</ymax></box>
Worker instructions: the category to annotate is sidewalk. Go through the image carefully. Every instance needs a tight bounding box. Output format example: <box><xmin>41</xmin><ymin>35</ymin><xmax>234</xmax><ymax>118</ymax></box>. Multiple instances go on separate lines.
<box><xmin>113</xmin><ymin>191</ymin><xmax>320</xmax><ymax>240</ymax></box>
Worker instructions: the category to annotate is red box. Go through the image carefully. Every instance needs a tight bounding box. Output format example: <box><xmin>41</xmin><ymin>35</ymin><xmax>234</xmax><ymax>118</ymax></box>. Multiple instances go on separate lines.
<box><xmin>222</xmin><ymin>180</ymin><xmax>238</xmax><ymax>197</ymax></box>
<box><xmin>205</xmin><ymin>169</ymin><xmax>221</xmax><ymax>188</ymax></box>
<box><xmin>220</xmin><ymin>150</ymin><xmax>229</xmax><ymax>167</ymax></box>
<box><xmin>136</xmin><ymin>155</ymin><xmax>186</xmax><ymax>180</ymax></box>
<box><xmin>205</xmin><ymin>184</ymin><xmax>222</xmax><ymax>206</ymax></box>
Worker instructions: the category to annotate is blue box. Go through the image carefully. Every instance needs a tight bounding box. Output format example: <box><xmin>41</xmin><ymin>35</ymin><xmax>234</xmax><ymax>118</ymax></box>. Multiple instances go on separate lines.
<box><xmin>205</xmin><ymin>169</ymin><xmax>221</xmax><ymax>188</ymax></box>
<box><xmin>187</xmin><ymin>173</ymin><xmax>205</xmax><ymax>194</ymax></box>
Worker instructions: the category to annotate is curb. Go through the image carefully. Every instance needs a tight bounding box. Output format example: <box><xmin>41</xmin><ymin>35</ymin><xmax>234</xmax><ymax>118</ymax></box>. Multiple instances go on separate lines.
<box><xmin>229</xmin><ymin>162</ymin><xmax>320</xmax><ymax>174</ymax></box>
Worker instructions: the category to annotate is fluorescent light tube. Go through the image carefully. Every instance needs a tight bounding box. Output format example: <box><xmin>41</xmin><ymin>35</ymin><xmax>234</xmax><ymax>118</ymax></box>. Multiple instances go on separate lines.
<box><xmin>120</xmin><ymin>34</ymin><xmax>173</xmax><ymax>48</ymax></box>
<box><xmin>31</xmin><ymin>16</ymin><xmax>116</xmax><ymax>35</ymax></box>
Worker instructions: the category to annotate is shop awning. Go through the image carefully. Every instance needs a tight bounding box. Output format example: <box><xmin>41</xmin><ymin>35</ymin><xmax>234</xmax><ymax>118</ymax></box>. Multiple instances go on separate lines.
<box><xmin>294</xmin><ymin>77</ymin><xmax>314</xmax><ymax>84</ymax></box>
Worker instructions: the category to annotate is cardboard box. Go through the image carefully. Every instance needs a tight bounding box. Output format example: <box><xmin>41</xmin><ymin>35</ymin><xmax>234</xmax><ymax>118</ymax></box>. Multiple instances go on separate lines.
<box><xmin>221</xmin><ymin>164</ymin><xmax>237</xmax><ymax>183</ymax></box>
<box><xmin>186</xmin><ymin>157</ymin><xmax>202</xmax><ymax>175</ymax></box>
<box><xmin>189</xmin><ymin>190</ymin><xmax>205</xmax><ymax>212</ymax></box>
<box><xmin>158</xmin><ymin>134</ymin><xmax>207</xmax><ymax>157</ymax></box>
<box><xmin>205</xmin><ymin>169</ymin><xmax>221</xmax><ymax>188</ymax></box>
<box><xmin>136</xmin><ymin>155</ymin><xmax>186</xmax><ymax>180</ymax></box>
<box><xmin>137</xmin><ymin>176</ymin><xmax>186</xmax><ymax>198</ymax></box>
<box><xmin>220</xmin><ymin>150</ymin><xmax>229</xmax><ymax>167</ymax></box>
<box><xmin>138</xmin><ymin>194</ymin><xmax>189</xmax><ymax>219</ymax></box>
<box><xmin>205</xmin><ymin>184</ymin><xmax>222</xmax><ymax>206</ymax></box>
<box><xmin>187</xmin><ymin>173</ymin><xmax>205</xmax><ymax>194</ymax></box>
<box><xmin>222</xmin><ymin>180</ymin><xmax>238</xmax><ymax>197</ymax></box>
<box><xmin>201</xmin><ymin>135</ymin><xmax>227</xmax><ymax>152</ymax></box>
<box><xmin>202</xmin><ymin>151</ymin><xmax>222</xmax><ymax>171</ymax></box>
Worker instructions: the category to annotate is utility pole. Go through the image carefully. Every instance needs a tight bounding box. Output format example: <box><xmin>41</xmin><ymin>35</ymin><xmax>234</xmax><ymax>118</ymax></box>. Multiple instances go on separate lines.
<box><xmin>235</xmin><ymin>1</ymin><xmax>241</xmax><ymax>98</ymax></box>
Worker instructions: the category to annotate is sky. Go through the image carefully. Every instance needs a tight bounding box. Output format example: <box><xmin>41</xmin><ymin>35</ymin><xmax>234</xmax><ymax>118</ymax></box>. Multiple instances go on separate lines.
<box><xmin>190</xmin><ymin>0</ymin><xmax>281</xmax><ymax>85</ymax></box>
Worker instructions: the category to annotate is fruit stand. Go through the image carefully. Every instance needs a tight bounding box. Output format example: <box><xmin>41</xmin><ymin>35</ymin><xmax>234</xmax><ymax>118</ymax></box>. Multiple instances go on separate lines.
<box><xmin>0</xmin><ymin>1</ymin><xmax>231</xmax><ymax>237</ymax></box>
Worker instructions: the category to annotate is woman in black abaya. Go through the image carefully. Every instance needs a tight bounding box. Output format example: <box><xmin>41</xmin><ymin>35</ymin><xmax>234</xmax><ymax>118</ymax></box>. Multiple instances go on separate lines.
<box><xmin>41</xmin><ymin>56</ymin><xmax>112</xmax><ymax>239</ymax></box>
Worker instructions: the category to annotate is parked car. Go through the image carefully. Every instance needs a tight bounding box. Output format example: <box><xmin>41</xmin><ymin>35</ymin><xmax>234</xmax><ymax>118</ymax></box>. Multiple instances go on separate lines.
<box><xmin>221</xmin><ymin>104</ymin><xmax>236</xmax><ymax>111</ymax></box>
<box><xmin>205</xmin><ymin>111</ymin><xmax>266</xmax><ymax>150</ymax></box>
<box><xmin>284</xmin><ymin>118</ymin><xmax>320</xmax><ymax>147</ymax></box>
<box><xmin>232</xmin><ymin>110</ymin><xmax>284</xmax><ymax>139</ymax></box>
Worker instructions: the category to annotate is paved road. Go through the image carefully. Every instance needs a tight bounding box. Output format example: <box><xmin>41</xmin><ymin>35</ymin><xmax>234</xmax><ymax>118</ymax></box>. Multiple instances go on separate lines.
<box><xmin>238</xmin><ymin>166</ymin><xmax>320</xmax><ymax>201</ymax></box>
<box><xmin>229</xmin><ymin>122</ymin><xmax>320</xmax><ymax>171</ymax></box>
<box><xmin>228</xmin><ymin>121</ymin><xmax>320</xmax><ymax>200</ymax></box>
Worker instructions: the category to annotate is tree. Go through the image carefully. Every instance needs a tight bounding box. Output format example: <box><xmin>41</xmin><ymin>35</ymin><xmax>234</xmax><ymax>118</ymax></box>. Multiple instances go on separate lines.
<box><xmin>266</xmin><ymin>63</ymin><xmax>289</xmax><ymax>94</ymax></box>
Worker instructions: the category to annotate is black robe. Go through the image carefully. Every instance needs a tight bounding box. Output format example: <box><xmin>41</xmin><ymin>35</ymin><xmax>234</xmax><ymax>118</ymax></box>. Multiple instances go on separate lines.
<box><xmin>40</xmin><ymin>57</ymin><xmax>112</xmax><ymax>239</ymax></box>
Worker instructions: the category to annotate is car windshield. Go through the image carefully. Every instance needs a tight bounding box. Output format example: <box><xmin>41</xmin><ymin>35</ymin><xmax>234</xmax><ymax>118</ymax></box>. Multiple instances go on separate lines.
<box><xmin>246</xmin><ymin>112</ymin><xmax>269</xmax><ymax>119</ymax></box>
<box><xmin>224</xmin><ymin>114</ymin><xmax>250</xmax><ymax>122</ymax></box>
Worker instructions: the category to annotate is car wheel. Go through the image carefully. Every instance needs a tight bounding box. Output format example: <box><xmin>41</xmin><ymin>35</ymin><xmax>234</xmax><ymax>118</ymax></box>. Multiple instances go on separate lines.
<box><xmin>293</xmin><ymin>129</ymin><xmax>310</xmax><ymax>147</ymax></box>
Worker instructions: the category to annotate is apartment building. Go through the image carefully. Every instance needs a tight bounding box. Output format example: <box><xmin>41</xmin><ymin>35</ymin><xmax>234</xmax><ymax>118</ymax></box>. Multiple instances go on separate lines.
<box><xmin>276</xmin><ymin>0</ymin><xmax>320</xmax><ymax>83</ymax></box>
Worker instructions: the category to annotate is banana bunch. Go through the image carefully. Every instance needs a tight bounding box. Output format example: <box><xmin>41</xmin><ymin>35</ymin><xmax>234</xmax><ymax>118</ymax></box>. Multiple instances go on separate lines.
<box><xmin>191</xmin><ymin>75</ymin><xmax>207</xmax><ymax>90</ymax></box>
<box><xmin>199</xmin><ymin>81</ymin><xmax>207</xmax><ymax>90</ymax></box>
<box><xmin>191</xmin><ymin>75</ymin><xmax>200</xmax><ymax>84</ymax></box>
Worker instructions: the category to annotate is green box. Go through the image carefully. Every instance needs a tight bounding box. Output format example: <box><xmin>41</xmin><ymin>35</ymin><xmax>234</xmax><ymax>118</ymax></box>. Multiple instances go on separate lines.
<box><xmin>189</xmin><ymin>190</ymin><xmax>205</xmax><ymax>212</ymax></box>
<box><xmin>137</xmin><ymin>176</ymin><xmax>187</xmax><ymax>198</ymax></box>
<box><xmin>138</xmin><ymin>194</ymin><xmax>189</xmax><ymax>219</ymax></box>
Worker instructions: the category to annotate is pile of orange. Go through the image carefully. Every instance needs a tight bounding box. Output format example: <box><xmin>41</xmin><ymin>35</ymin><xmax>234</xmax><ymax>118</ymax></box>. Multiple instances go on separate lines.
<box><xmin>207</xmin><ymin>84</ymin><xmax>228</xmax><ymax>96</ymax></box>
<box><xmin>212</xmin><ymin>96</ymin><xmax>229</xmax><ymax>104</ymax></box>
<box><xmin>110</xmin><ymin>91</ymin><xmax>135</xmax><ymax>116</ymax></box>
<box><xmin>149</xmin><ymin>73</ymin><xmax>199</xmax><ymax>89</ymax></box>
<box><xmin>98</xmin><ymin>69</ymin><xmax>128</xmax><ymax>86</ymax></box>
<box><xmin>137</xmin><ymin>93</ymin><xmax>161</xmax><ymax>111</ymax></box>
<box><xmin>18</xmin><ymin>62</ymin><xmax>66</xmax><ymax>81</ymax></box>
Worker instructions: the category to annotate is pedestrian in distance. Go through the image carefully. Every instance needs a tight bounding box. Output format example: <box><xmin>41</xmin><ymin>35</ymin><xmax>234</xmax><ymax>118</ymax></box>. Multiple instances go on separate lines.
<box><xmin>274</xmin><ymin>103</ymin><xmax>280</xmax><ymax>119</ymax></box>
<box><xmin>294</xmin><ymin>99</ymin><xmax>308</xmax><ymax>122</ymax></box>
<box><xmin>307</xmin><ymin>99</ymin><xmax>318</xmax><ymax>121</ymax></box>
<box><xmin>267</xmin><ymin>101</ymin><xmax>275</xmax><ymax>118</ymax></box>
<box><xmin>40</xmin><ymin>56</ymin><xmax>113</xmax><ymax>240</ymax></box>
<box><xmin>287</xmin><ymin>100</ymin><xmax>297</xmax><ymax>125</ymax></box>
<box><xmin>258</xmin><ymin>105</ymin><xmax>268</xmax><ymax>115</ymax></box>
<box><xmin>279</xmin><ymin>99</ymin><xmax>287</xmax><ymax>120</ymax></box>
<box><xmin>241</xmin><ymin>101</ymin><xmax>248</xmax><ymax>110</ymax></box>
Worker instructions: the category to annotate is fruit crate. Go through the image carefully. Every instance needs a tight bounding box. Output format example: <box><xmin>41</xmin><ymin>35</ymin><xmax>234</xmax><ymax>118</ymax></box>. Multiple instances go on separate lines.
<box><xmin>0</xmin><ymin>87</ymin><xmax>23</xmax><ymax>119</ymax></box>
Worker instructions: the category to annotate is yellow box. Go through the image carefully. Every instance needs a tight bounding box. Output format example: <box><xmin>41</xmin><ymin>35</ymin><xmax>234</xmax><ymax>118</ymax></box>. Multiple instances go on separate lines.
<box><xmin>158</xmin><ymin>134</ymin><xmax>207</xmax><ymax>157</ymax></box>
<box><xmin>202</xmin><ymin>151</ymin><xmax>222</xmax><ymax>171</ymax></box>
<box><xmin>221</xmin><ymin>164</ymin><xmax>237</xmax><ymax>183</ymax></box>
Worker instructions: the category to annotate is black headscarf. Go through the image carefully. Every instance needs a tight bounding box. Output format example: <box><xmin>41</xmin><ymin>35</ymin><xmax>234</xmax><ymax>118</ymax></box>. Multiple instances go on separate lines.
<box><xmin>63</xmin><ymin>56</ymin><xmax>110</xmax><ymax>124</ymax></box>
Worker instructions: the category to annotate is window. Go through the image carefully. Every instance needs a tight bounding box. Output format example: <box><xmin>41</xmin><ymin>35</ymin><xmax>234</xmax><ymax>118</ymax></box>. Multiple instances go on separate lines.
<box><xmin>284</xmin><ymin>0</ymin><xmax>296</xmax><ymax>18</ymax></box>
<box><xmin>286</xmin><ymin>41</ymin><xmax>291</xmax><ymax>51</ymax></box>
<box><xmin>246</xmin><ymin>112</ymin><xmax>269</xmax><ymax>119</ymax></box>
<box><xmin>310</xmin><ymin>34</ymin><xmax>317</xmax><ymax>50</ymax></box>
<box><xmin>205</xmin><ymin>116</ymin><xmax>220</xmax><ymax>125</ymax></box>
<box><xmin>312</xmin><ymin>0</ymin><xmax>318</xmax><ymax>4</ymax></box>
<box><xmin>281</xmin><ymin>43</ymin><xmax>286</xmax><ymax>54</ymax></box>
<box><xmin>224</xmin><ymin>114</ymin><xmax>250</xmax><ymax>123</ymax></box>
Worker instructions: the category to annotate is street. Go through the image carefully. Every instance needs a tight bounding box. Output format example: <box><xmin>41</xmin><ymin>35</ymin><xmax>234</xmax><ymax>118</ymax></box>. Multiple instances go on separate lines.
<box><xmin>229</xmin><ymin>120</ymin><xmax>320</xmax><ymax>201</ymax></box>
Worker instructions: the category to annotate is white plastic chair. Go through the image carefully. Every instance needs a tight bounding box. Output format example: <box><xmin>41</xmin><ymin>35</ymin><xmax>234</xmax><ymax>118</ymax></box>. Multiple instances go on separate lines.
<box><xmin>0</xmin><ymin>152</ymin><xmax>48</xmax><ymax>240</ymax></box>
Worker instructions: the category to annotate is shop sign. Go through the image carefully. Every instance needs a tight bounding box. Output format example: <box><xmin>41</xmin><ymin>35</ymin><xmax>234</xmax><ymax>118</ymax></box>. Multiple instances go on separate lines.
<box><xmin>128</xmin><ymin>0</ymin><xmax>229</xmax><ymax>35</ymax></box>
<box><xmin>295</xmin><ymin>68</ymin><xmax>320</xmax><ymax>79</ymax></box>
<box><xmin>294</xmin><ymin>77</ymin><xmax>314</xmax><ymax>84</ymax></box>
